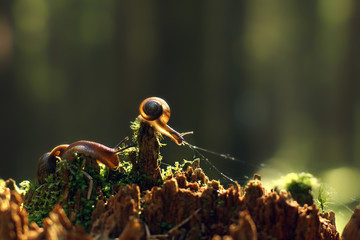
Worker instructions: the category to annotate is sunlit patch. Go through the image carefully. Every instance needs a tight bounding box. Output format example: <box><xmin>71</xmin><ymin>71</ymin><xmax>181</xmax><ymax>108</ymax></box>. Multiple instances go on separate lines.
<box><xmin>320</xmin><ymin>167</ymin><xmax>360</xmax><ymax>204</ymax></box>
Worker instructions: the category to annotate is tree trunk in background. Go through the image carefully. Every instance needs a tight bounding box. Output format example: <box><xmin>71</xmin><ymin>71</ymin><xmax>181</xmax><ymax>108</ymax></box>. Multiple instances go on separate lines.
<box><xmin>337</xmin><ymin>0</ymin><xmax>360</xmax><ymax>165</ymax></box>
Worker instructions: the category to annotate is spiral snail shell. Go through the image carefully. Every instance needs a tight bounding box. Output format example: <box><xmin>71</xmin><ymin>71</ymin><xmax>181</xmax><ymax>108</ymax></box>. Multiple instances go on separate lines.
<box><xmin>138</xmin><ymin>97</ymin><xmax>183</xmax><ymax>145</ymax></box>
<box><xmin>36</xmin><ymin>144</ymin><xmax>69</xmax><ymax>184</ymax></box>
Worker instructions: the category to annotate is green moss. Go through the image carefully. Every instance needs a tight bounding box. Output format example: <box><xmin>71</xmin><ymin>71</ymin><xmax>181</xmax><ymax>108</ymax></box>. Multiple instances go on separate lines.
<box><xmin>161</xmin><ymin>159</ymin><xmax>202</xmax><ymax>181</ymax></box>
<box><xmin>25</xmin><ymin>174</ymin><xmax>61</xmax><ymax>226</ymax></box>
<box><xmin>158</xmin><ymin>221</ymin><xmax>173</xmax><ymax>231</ymax></box>
<box><xmin>19</xmin><ymin>180</ymin><xmax>31</xmax><ymax>193</ymax></box>
<box><xmin>132</xmin><ymin>117</ymin><xmax>164</xmax><ymax>145</ymax></box>
<box><xmin>316</xmin><ymin>185</ymin><xmax>330</xmax><ymax>213</ymax></box>
<box><xmin>274</xmin><ymin>172</ymin><xmax>319</xmax><ymax>206</ymax></box>
<box><xmin>161</xmin><ymin>161</ymin><xmax>181</xmax><ymax>180</ymax></box>
<box><xmin>24</xmin><ymin>150</ymin><xmax>146</xmax><ymax>230</ymax></box>
<box><xmin>130</xmin><ymin>119</ymin><xmax>141</xmax><ymax>142</ymax></box>
<box><xmin>23</xmin><ymin>118</ymin><xmax>176</xmax><ymax>230</ymax></box>
<box><xmin>180</xmin><ymin>159</ymin><xmax>200</xmax><ymax>171</ymax></box>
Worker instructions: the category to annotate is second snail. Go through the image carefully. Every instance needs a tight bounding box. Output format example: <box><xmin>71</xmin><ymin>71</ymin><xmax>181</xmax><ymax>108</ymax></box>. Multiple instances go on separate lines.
<box><xmin>35</xmin><ymin>97</ymin><xmax>185</xmax><ymax>184</ymax></box>
<box><xmin>27</xmin><ymin>96</ymin><xmax>188</xmax><ymax>229</ymax></box>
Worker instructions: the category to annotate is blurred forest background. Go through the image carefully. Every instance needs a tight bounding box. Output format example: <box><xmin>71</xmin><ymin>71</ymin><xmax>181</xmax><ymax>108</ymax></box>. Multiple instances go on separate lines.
<box><xmin>0</xmin><ymin>0</ymin><xmax>359</xmax><ymax>231</ymax></box>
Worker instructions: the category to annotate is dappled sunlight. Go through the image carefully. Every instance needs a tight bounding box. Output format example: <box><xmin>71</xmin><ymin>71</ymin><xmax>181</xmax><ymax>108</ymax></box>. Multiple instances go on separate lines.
<box><xmin>259</xmin><ymin>166</ymin><xmax>360</xmax><ymax>234</ymax></box>
<box><xmin>319</xmin><ymin>167</ymin><xmax>360</xmax><ymax>234</ymax></box>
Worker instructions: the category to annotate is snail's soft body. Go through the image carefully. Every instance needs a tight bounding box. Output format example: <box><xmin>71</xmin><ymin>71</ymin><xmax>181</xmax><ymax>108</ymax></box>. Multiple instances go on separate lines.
<box><xmin>36</xmin><ymin>141</ymin><xmax>120</xmax><ymax>183</ymax></box>
<box><xmin>61</xmin><ymin>141</ymin><xmax>120</xmax><ymax>169</ymax></box>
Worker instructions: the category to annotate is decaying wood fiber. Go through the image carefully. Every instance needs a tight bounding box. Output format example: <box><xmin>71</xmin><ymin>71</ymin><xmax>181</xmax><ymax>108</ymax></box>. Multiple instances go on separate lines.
<box><xmin>0</xmin><ymin>185</ymin><xmax>92</xmax><ymax>240</ymax></box>
<box><xmin>141</xmin><ymin>173</ymin><xmax>340</xmax><ymax>240</ymax></box>
<box><xmin>0</xmin><ymin>169</ymin><xmax>346</xmax><ymax>240</ymax></box>
<box><xmin>342</xmin><ymin>205</ymin><xmax>360</xmax><ymax>240</ymax></box>
<box><xmin>135</xmin><ymin>121</ymin><xmax>162</xmax><ymax>188</ymax></box>
<box><xmin>90</xmin><ymin>184</ymin><xmax>142</xmax><ymax>239</ymax></box>
<box><xmin>0</xmin><ymin>186</ymin><xmax>31</xmax><ymax>240</ymax></box>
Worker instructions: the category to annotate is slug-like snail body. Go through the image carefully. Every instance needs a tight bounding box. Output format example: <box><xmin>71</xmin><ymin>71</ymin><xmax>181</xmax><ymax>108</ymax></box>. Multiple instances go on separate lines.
<box><xmin>61</xmin><ymin>141</ymin><xmax>120</xmax><ymax>169</ymax></box>
<box><xmin>138</xmin><ymin>97</ymin><xmax>184</xmax><ymax>145</ymax></box>
<box><xmin>36</xmin><ymin>141</ymin><xmax>122</xmax><ymax>183</ymax></box>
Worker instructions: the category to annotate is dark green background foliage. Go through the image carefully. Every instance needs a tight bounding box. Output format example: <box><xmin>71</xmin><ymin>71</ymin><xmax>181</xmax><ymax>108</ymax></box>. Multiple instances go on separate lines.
<box><xmin>0</xmin><ymin>1</ymin><xmax>360</xmax><ymax>217</ymax></box>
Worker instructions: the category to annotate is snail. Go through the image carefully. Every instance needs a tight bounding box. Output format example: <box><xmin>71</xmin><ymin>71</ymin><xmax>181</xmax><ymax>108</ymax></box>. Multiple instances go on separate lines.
<box><xmin>36</xmin><ymin>144</ymin><xmax>68</xmax><ymax>183</ymax></box>
<box><xmin>138</xmin><ymin>97</ymin><xmax>184</xmax><ymax>145</ymax></box>
<box><xmin>36</xmin><ymin>140</ymin><xmax>128</xmax><ymax>184</ymax></box>
<box><xmin>36</xmin><ymin>97</ymin><xmax>184</xmax><ymax>183</ymax></box>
